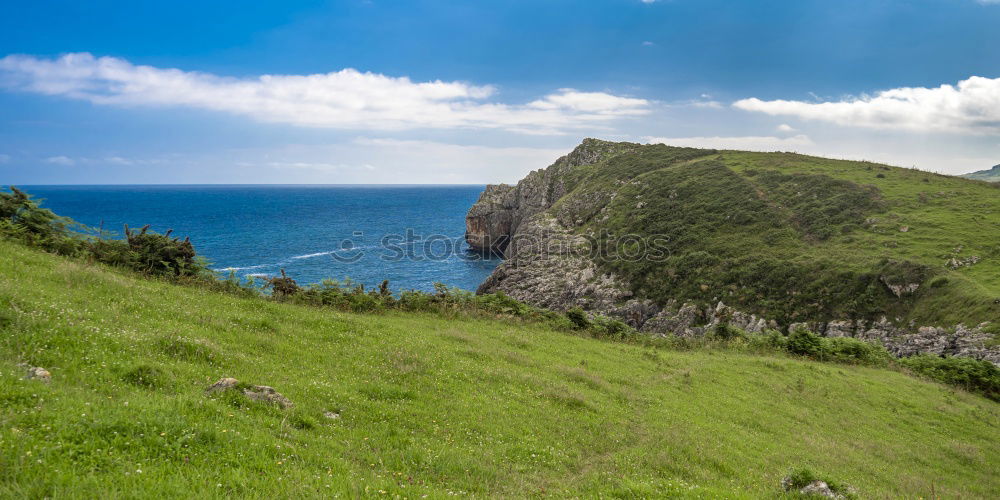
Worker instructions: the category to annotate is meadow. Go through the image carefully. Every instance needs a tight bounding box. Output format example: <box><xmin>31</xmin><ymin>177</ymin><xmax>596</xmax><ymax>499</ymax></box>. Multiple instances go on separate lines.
<box><xmin>1</xmin><ymin>239</ymin><xmax>998</xmax><ymax>498</ymax></box>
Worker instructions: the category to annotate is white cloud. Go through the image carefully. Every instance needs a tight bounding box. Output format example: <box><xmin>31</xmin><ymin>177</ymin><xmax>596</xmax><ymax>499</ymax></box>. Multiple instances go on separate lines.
<box><xmin>642</xmin><ymin>41</ymin><xmax>655</xmax><ymax>46</ymax></box>
<box><xmin>733</xmin><ymin>76</ymin><xmax>1000</xmax><ymax>135</ymax></box>
<box><xmin>644</xmin><ymin>134</ymin><xmax>814</xmax><ymax>151</ymax></box>
<box><xmin>776</xmin><ymin>123</ymin><xmax>796</xmax><ymax>133</ymax></box>
<box><xmin>0</xmin><ymin>154</ymin><xmax>9</xmax><ymax>163</ymax></box>
<box><xmin>44</xmin><ymin>155</ymin><xmax>75</xmax><ymax>166</ymax></box>
<box><xmin>0</xmin><ymin>53</ymin><xmax>650</xmax><ymax>135</ymax></box>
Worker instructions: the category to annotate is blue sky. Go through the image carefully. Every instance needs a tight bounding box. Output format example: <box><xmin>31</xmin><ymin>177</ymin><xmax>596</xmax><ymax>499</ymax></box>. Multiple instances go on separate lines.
<box><xmin>1</xmin><ymin>0</ymin><xmax>998</xmax><ymax>184</ymax></box>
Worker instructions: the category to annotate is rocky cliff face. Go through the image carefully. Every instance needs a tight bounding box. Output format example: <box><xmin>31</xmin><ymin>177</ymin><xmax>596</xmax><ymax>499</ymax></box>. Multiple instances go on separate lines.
<box><xmin>465</xmin><ymin>138</ymin><xmax>642</xmax><ymax>255</ymax></box>
<box><xmin>465</xmin><ymin>139</ymin><xmax>1000</xmax><ymax>365</ymax></box>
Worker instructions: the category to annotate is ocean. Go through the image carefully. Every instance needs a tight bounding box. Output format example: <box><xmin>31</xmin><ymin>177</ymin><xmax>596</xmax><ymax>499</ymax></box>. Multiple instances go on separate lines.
<box><xmin>20</xmin><ymin>185</ymin><xmax>500</xmax><ymax>292</ymax></box>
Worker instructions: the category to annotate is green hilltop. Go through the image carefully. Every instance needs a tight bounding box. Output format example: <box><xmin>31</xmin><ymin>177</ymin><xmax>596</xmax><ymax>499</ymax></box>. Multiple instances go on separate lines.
<box><xmin>1</xmin><ymin>239</ymin><xmax>999</xmax><ymax>497</ymax></box>
<box><xmin>477</xmin><ymin>140</ymin><xmax>1000</xmax><ymax>329</ymax></box>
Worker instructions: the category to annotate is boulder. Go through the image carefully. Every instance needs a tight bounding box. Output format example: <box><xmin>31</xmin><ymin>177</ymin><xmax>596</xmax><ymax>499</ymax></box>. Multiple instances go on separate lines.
<box><xmin>206</xmin><ymin>377</ymin><xmax>294</xmax><ymax>409</ymax></box>
<box><xmin>21</xmin><ymin>364</ymin><xmax>51</xmax><ymax>383</ymax></box>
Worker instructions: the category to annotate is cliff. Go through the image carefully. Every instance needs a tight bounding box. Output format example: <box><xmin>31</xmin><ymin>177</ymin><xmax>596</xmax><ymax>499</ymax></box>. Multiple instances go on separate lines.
<box><xmin>466</xmin><ymin>139</ymin><xmax>1000</xmax><ymax>364</ymax></box>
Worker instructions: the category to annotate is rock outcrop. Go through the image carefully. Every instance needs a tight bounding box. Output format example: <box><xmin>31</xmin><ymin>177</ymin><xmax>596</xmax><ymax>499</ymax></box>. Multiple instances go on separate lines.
<box><xmin>206</xmin><ymin>377</ymin><xmax>294</xmax><ymax>408</ymax></box>
<box><xmin>466</xmin><ymin>139</ymin><xmax>1000</xmax><ymax>365</ymax></box>
<box><xmin>465</xmin><ymin>138</ymin><xmax>641</xmax><ymax>256</ymax></box>
<box><xmin>20</xmin><ymin>364</ymin><xmax>51</xmax><ymax>383</ymax></box>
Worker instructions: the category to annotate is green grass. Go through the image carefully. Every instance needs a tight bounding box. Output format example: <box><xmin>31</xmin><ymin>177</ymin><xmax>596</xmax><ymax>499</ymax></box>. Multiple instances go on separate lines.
<box><xmin>548</xmin><ymin>142</ymin><xmax>1000</xmax><ymax>326</ymax></box>
<box><xmin>1</xmin><ymin>240</ymin><xmax>998</xmax><ymax>498</ymax></box>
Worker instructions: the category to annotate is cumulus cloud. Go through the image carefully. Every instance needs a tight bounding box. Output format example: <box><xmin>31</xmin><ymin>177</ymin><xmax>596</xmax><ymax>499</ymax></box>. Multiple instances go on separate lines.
<box><xmin>776</xmin><ymin>123</ymin><xmax>796</xmax><ymax>133</ymax></box>
<box><xmin>0</xmin><ymin>53</ymin><xmax>650</xmax><ymax>135</ymax></box>
<box><xmin>644</xmin><ymin>134</ymin><xmax>814</xmax><ymax>151</ymax></box>
<box><xmin>44</xmin><ymin>155</ymin><xmax>75</xmax><ymax>166</ymax></box>
<box><xmin>733</xmin><ymin>76</ymin><xmax>1000</xmax><ymax>135</ymax></box>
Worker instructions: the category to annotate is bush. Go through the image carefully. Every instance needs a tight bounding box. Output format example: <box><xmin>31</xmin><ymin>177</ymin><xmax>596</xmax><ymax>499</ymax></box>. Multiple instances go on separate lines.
<box><xmin>899</xmin><ymin>355</ymin><xmax>1000</xmax><ymax>401</ymax></box>
<box><xmin>0</xmin><ymin>187</ymin><xmax>83</xmax><ymax>254</ymax></box>
<box><xmin>565</xmin><ymin>307</ymin><xmax>590</xmax><ymax>330</ymax></box>
<box><xmin>593</xmin><ymin>315</ymin><xmax>633</xmax><ymax>339</ymax></box>
<box><xmin>825</xmin><ymin>337</ymin><xmax>891</xmax><ymax>366</ymax></box>
<box><xmin>711</xmin><ymin>323</ymin><xmax>745</xmax><ymax>341</ymax></box>
<box><xmin>786</xmin><ymin>328</ymin><xmax>826</xmax><ymax>358</ymax></box>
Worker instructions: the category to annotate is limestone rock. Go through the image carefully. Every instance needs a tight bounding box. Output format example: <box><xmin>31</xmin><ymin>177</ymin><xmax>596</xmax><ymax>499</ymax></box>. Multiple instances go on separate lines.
<box><xmin>799</xmin><ymin>480</ymin><xmax>841</xmax><ymax>498</ymax></box>
<box><xmin>243</xmin><ymin>385</ymin><xmax>294</xmax><ymax>409</ymax></box>
<box><xmin>21</xmin><ymin>364</ymin><xmax>51</xmax><ymax>383</ymax></box>
<box><xmin>206</xmin><ymin>377</ymin><xmax>294</xmax><ymax>409</ymax></box>
<box><xmin>206</xmin><ymin>377</ymin><xmax>239</xmax><ymax>392</ymax></box>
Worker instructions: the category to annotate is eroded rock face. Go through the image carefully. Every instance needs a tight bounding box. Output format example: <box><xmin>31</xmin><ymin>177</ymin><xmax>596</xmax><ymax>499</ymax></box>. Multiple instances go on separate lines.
<box><xmin>465</xmin><ymin>138</ymin><xmax>641</xmax><ymax>256</ymax></box>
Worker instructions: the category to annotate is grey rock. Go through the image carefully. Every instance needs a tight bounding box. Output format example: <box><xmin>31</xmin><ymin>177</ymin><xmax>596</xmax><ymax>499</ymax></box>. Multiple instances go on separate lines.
<box><xmin>799</xmin><ymin>480</ymin><xmax>841</xmax><ymax>498</ymax></box>
<box><xmin>20</xmin><ymin>364</ymin><xmax>51</xmax><ymax>383</ymax></box>
<box><xmin>206</xmin><ymin>377</ymin><xmax>294</xmax><ymax>409</ymax></box>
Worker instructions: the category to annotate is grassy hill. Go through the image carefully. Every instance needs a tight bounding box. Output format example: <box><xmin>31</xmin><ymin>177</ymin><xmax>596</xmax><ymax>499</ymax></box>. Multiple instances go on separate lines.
<box><xmin>962</xmin><ymin>164</ymin><xmax>1000</xmax><ymax>183</ymax></box>
<box><xmin>538</xmin><ymin>142</ymin><xmax>1000</xmax><ymax>327</ymax></box>
<box><xmin>1</xmin><ymin>239</ymin><xmax>998</xmax><ymax>497</ymax></box>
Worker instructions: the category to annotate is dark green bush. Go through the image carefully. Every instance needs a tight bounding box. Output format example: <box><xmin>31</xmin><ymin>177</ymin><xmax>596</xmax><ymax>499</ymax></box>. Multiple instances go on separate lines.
<box><xmin>786</xmin><ymin>328</ymin><xmax>826</xmax><ymax>357</ymax></box>
<box><xmin>711</xmin><ymin>323</ymin><xmax>745</xmax><ymax>341</ymax></box>
<box><xmin>593</xmin><ymin>316</ymin><xmax>633</xmax><ymax>339</ymax></box>
<box><xmin>566</xmin><ymin>307</ymin><xmax>590</xmax><ymax>330</ymax></box>
<box><xmin>824</xmin><ymin>337</ymin><xmax>891</xmax><ymax>366</ymax></box>
<box><xmin>899</xmin><ymin>355</ymin><xmax>1000</xmax><ymax>401</ymax></box>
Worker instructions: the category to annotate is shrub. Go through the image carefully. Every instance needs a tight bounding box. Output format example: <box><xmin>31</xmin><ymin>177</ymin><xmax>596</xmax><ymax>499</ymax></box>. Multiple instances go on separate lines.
<box><xmin>786</xmin><ymin>328</ymin><xmax>826</xmax><ymax>358</ymax></box>
<box><xmin>118</xmin><ymin>224</ymin><xmax>203</xmax><ymax>276</ymax></box>
<box><xmin>565</xmin><ymin>307</ymin><xmax>590</xmax><ymax>330</ymax></box>
<box><xmin>593</xmin><ymin>315</ymin><xmax>633</xmax><ymax>339</ymax></box>
<box><xmin>711</xmin><ymin>323</ymin><xmax>745</xmax><ymax>341</ymax></box>
<box><xmin>267</xmin><ymin>269</ymin><xmax>301</xmax><ymax>298</ymax></box>
<box><xmin>825</xmin><ymin>337</ymin><xmax>891</xmax><ymax>366</ymax></box>
<box><xmin>0</xmin><ymin>187</ymin><xmax>83</xmax><ymax>254</ymax></box>
<box><xmin>899</xmin><ymin>355</ymin><xmax>1000</xmax><ymax>401</ymax></box>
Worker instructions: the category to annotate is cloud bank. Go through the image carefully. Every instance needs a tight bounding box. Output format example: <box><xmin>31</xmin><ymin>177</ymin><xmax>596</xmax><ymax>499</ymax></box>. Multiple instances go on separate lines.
<box><xmin>0</xmin><ymin>53</ymin><xmax>650</xmax><ymax>135</ymax></box>
<box><xmin>733</xmin><ymin>76</ymin><xmax>1000</xmax><ymax>135</ymax></box>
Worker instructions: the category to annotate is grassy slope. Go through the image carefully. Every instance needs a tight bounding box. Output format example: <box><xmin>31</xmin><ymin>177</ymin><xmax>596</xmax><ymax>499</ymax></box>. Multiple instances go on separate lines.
<box><xmin>558</xmin><ymin>144</ymin><xmax>1000</xmax><ymax>326</ymax></box>
<box><xmin>726</xmin><ymin>152</ymin><xmax>1000</xmax><ymax>326</ymax></box>
<box><xmin>0</xmin><ymin>240</ymin><xmax>998</xmax><ymax>498</ymax></box>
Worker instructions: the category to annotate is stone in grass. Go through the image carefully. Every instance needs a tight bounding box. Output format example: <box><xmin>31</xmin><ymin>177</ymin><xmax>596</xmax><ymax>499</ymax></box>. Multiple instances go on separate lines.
<box><xmin>323</xmin><ymin>411</ymin><xmax>341</xmax><ymax>420</ymax></box>
<box><xmin>781</xmin><ymin>471</ymin><xmax>850</xmax><ymax>499</ymax></box>
<box><xmin>206</xmin><ymin>377</ymin><xmax>294</xmax><ymax>409</ymax></box>
<box><xmin>19</xmin><ymin>363</ymin><xmax>51</xmax><ymax>383</ymax></box>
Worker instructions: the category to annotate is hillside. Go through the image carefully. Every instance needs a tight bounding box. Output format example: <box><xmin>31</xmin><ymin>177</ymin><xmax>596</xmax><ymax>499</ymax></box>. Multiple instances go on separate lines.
<box><xmin>962</xmin><ymin>165</ymin><xmax>1000</xmax><ymax>182</ymax></box>
<box><xmin>1</xmin><ymin>239</ymin><xmax>999</xmax><ymax>497</ymax></box>
<box><xmin>467</xmin><ymin>139</ymin><xmax>1000</xmax><ymax>362</ymax></box>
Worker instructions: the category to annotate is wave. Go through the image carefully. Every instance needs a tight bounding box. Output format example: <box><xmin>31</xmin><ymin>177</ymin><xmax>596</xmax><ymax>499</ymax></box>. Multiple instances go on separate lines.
<box><xmin>289</xmin><ymin>251</ymin><xmax>336</xmax><ymax>260</ymax></box>
<box><xmin>214</xmin><ymin>264</ymin><xmax>270</xmax><ymax>272</ymax></box>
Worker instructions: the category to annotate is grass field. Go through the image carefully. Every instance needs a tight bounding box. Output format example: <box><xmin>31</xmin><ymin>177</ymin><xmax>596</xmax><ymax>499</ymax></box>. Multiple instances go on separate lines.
<box><xmin>1</xmin><ymin>239</ymin><xmax>998</xmax><ymax>498</ymax></box>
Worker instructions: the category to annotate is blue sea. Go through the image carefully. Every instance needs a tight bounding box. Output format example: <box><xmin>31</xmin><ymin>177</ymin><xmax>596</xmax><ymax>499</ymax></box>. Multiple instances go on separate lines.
<box><xmin>20</xmin><ymin>185</ymin><xmax>499</xmax><ymax>292</ymax></box>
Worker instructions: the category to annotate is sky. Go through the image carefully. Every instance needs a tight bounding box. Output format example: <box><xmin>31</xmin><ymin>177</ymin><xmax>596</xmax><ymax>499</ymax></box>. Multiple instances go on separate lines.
<box><xmin>1</xmin><ymin>0</ymin><xmax>999</xmax><ymax>184</ymax></box>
